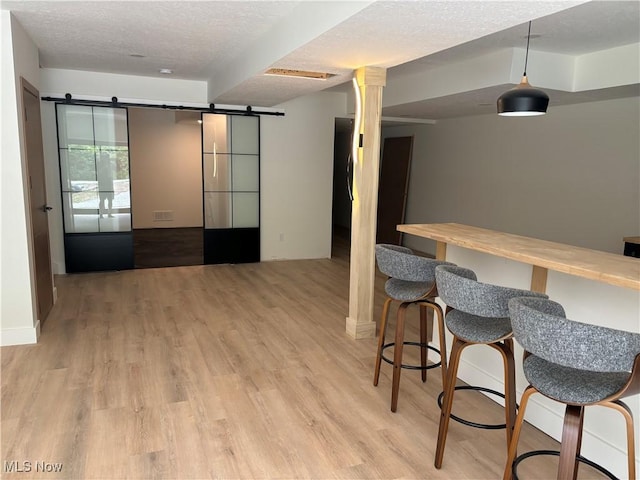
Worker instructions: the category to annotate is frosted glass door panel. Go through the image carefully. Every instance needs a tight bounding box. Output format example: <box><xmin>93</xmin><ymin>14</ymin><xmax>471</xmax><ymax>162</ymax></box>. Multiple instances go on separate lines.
<box><xmin>61</xmin><ymin>190</ymin><xmax>132</xmax><ymax>233</ymax></box>
<box><xmin>203</xmin><ymin>154</ymin><xmax>231</xmax><ymax>191</ymax></box>
<box><xmin>231</xmin><ymin>116</ymin><xmax>259</xmax><ymax>154</ymax></box>
<box><xmin>57</xmin><ymin>105</ymin><xmax>131</xmax><ymax>234</ymax></box>
<box><xmin>57</xmin><ymin>105</ymin><xmax>94</xmax><ymax>147</ymax></box>
<box><xmin>109</xmin><ymin>147</ymin><xmax>130</xmax><ymax>231</ymax></box>
<box><xmin>96</xmin><ymin>149</ymin><xmax>131</xmax><ymax>232</ymax></box>
<box><xmin>59</xmin><ymin>149</ymin><xmax>72</xmax><ymax>191</ymax></box>
<box><xmin>94</xmin><ymin>109</ymin><xmax>128</xmax><ymax>146</ymax></box>
<box><xmin>63</xmin><ymin>192</ymin><xmax>99</xmax><ymax>233</ymax></box>
<box><xmin>99</xmin><ymin>212</ymin><xmax>132</xmax><ymax>232</ymax></box>
<box><xmin>232</xmin><ymin>155</ymin><xmax>259</xmax><ymax>192</ymax></box>
<box><xmin>205</xmin><ymin>192</ymin><xmax>232</xmax><ymax>228</ymax></box>
<box><xmin>59</xmin><ymin>147</ymin><xmax>98</xmax><ymax>192</ymax></box>
<box><xmin>232</xmin><ymin>193</ymin><xmax>259</xmax><ymax>228</ymax></box>
<box><xmin>202</xmin><ymin>114</ymin><xmax>230</xmax><ymax>153</ymax></box>
<box><xmin>202</xmin><ymin>113</ymin><xmax>259</xmax><ymax>264</ymax></box>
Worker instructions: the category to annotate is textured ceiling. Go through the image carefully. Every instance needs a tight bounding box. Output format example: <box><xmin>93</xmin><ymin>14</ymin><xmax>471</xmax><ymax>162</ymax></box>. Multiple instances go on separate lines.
<box><xmin>391</xmin><ymin>1</ymin><xmax>640</xmax><ymax>75</ymax></box>
<box><xmin>2</xmin><ymin>0</ymin><xmax>638</xmax><ymax>119</ymax></box>
<box><xmin>2</xmin><ymin>1</ymin><xmax>301</xmax><ymax>79</ymax></box>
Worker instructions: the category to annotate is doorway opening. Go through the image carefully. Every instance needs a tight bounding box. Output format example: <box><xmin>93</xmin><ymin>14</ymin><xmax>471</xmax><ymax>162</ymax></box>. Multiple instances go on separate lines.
<box><xmin>331</xmin><ymin>117</ymin><xmax>353</xmax><ymax>259</ymax></box>
<box><xmin>330</xmin><ymin>118</ymin><xmax>414</xmax><ymax>259</ymax></box>
<box><xmin>128</xmin><ymin>107</ymin><xmax>204</xmax><ymax>269</ymax></box>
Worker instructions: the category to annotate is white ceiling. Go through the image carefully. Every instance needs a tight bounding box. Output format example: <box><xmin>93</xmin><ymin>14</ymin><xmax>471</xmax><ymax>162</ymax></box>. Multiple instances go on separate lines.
<box><xmin>2</xmin><ymin>0</ymin><xmax>639</xmax><ymax>120</ymax></box>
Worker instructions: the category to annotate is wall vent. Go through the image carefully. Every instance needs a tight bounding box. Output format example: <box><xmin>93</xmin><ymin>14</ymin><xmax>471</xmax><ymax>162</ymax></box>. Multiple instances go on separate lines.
<box><xmin>153</xmin><ymin>210</ymin><xmax>174</xmax><ymax>222</ymax></box>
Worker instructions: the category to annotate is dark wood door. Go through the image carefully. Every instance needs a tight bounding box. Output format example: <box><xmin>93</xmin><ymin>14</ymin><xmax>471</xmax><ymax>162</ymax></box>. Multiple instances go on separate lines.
<box><xmin>22</xmin><ymin>78</ymin><xmax>54</xmax><ymax>324</ymax></box>
<box><xmin>376</xmin><ymin>136</ymin><xmax>413</xmax><ymax>245</ymax></box>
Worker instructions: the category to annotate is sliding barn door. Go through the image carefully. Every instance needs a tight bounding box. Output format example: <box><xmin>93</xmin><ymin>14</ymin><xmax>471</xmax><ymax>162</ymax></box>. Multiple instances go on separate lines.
<box><xmin>56</xmin><ymin>104</ymin><xmax>133</xmax><ymax>272</ymax></box>
<box><xmin>202</xmin><ymin>114</ymin><xmax>260</xmax><ymax>264</ymax></box>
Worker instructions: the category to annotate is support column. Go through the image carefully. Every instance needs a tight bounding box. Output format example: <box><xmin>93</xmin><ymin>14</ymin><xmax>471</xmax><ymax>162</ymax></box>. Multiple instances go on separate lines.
<box><xmin>345</xmin><ymin>66</ymin><xmax>386</xmax><ymax>339</ymax></box>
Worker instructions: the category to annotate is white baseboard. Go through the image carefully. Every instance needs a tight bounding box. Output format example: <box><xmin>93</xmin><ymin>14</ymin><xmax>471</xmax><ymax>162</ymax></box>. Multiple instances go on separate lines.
<box><xmin>456</xmin><ymin>357</ymin><xmax>635</xmax><ymax>479</ymax></box>
<box><xmin>1</xmin><ymin>321</ymin><xmax>40</xmax><ymax>346</ymax></box>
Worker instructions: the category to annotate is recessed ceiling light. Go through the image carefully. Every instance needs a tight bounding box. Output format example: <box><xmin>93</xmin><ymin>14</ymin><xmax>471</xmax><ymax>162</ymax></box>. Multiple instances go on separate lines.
<box><xmin>159</xmin><ymin>68</ymin><xmax>173</xmax><ymax>74</ymax></box>
<box><xmin>264</xmin><ymin>68</ymin><xmax>335</xmax><ymax>80</ymax></box>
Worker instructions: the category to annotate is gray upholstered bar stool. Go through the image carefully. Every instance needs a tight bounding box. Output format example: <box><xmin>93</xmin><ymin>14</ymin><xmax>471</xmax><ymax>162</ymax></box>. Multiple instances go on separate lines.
<box><xmin>373</xmin><ymin>244</ymin><xmax>452</xmax><ymax>412</ymax></box>
<box><xmin>433</xmin><ymin>264</ymin><xmax>547</xmax><ymax>469</ymax></box>
<box><xmin>504</xmin><ymin>296</ymin><xmax>640</xmax><ymax>480</ymax></box>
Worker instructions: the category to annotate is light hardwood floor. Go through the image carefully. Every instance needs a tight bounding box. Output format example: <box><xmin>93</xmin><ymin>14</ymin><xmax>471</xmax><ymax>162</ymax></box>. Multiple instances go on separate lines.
<box><xmin>1</xmin><ymin>239</ymin><xmax>585</xmax><ymax>479</ymax></box>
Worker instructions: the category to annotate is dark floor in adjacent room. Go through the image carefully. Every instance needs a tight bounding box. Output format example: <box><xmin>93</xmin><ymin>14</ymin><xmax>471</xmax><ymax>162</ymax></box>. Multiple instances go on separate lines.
<box><xmin>133</xmin><ymin>227</ymin><xmax>204</xmax><ymax>269</ymax></box>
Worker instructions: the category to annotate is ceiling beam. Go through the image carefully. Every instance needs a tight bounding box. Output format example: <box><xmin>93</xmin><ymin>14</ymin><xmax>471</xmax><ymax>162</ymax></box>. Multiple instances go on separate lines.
<box><xmin>205</xmin><ymin>1</ymin><xmax>374</xmax><ymax>102</ymax></box>
<box><xmin>380</xmin><ymin>43</ymin><xmax>640</xmax><ymax>112</ymax></box>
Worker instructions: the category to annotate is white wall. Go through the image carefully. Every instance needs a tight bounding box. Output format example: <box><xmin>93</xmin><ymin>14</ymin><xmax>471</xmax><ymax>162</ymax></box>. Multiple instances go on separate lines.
<box><xmin>128</xmin><ymin>108</ymin><xmax>203</xmax><ymax>229</ymax></box>
<box><xmin>261</xmin><ymin>92</ymin><xmax>348</xmax><ymax>260</ymax></box>
<box><xmin>40</xmin><ymin>68</ymin><xmax>207</xmax><ymax>105</ymax></box>
<box><xmin>383</xmin><ymin>97</ymin><xmax>640</xmax><ymax>256</ymax></box>
<box><xmin>0</xmin><ymin>13</ymin><xmax>42</xmax><ymax>345</ymax></box>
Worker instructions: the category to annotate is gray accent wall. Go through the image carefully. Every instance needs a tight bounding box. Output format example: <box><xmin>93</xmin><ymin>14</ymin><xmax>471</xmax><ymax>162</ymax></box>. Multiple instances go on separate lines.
<box><xmin>382</xmin><ymin>97</ymin><xmax>640</xmax><ymax>256</ymax></box>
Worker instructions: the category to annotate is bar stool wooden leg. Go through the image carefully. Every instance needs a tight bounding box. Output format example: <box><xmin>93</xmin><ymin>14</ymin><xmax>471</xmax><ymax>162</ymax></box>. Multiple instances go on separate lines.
<box><xmin>418</xmin><ymin>301</ymin><xmax>447</xmax><ymax>387</ymax></box>
<box><xmin>420</xmin><ymin>304</ymin><xmax>428</xmax><ymax>382</ymax></box>
<box><xmin>558</xmin><ymin>405</ymin><xmax>585</xmax><ymax>480</ymax></box>
<box><xmin>603</xmin><ymin>400</ymin><xmax>636</xmax><ymax>480</ymax></box>
<box><xmin>390</xmin><ymin>303</ymin><xmax>408</xmax><ymax>412</ymax></box>
<box><xmin>433</xmin><ymin>304</ymin><xmax>448</xmax><ymax>388</ymax></box>
<box><xmin>499</xmin><ymin>339</ymin><xmax>517</xmax><ymax>446</ymax></box>
<box><xmin>435</xmin><ymin>336</ymin><xmax>466</xmax><ymax>468</ymax></box>
<box><xmin>374</xmin><ymin>298</ymin><xmax>393</xmax><ymax>386</ymax></box>
<box><xmin>503</xmin><ymin>386</ymin><xmax>537</xmax><ymax>480</ymax></box>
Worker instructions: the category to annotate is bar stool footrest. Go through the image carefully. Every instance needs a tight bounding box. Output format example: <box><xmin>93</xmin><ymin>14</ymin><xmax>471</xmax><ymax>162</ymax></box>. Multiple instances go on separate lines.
<box><xmin>437</xmin><ymin>385</ymin><xmax>516</xmax><ymax>430</ymax></box>
<box><xmin>381</xmin><ymin>342</ymin><xmax>442</xmax><ymax>370</ymax></box>
<box><xmin>511</xmin><ymin>449</ymin><xmax>618</xmax><ymax>480</ymax></box>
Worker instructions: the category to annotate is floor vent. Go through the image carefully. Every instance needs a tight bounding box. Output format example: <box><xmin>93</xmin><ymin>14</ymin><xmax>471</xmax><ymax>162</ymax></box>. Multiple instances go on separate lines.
<box><xmin>153</xmin><ymin>210</ymin><xmax>174</xmax><ymax>222</ymax></box>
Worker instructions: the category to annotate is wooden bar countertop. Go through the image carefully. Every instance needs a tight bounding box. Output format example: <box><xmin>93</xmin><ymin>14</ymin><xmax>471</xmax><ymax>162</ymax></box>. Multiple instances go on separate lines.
<box><xmin>398</xmin><ymin>223</ymin><xmax>640</xmax><ymax>291</ymax></box>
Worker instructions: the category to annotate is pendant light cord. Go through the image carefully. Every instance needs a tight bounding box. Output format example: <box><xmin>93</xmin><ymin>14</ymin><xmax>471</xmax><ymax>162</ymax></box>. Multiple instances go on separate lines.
<box><xmin>497</xmin><ymin>19</ymin><xmax>549</xmax><ymax>115</ymax></box>
<box><xmin>523</xmin><ymin>20</ymin><xmax>532</xmax><ymax>76</ymax></box>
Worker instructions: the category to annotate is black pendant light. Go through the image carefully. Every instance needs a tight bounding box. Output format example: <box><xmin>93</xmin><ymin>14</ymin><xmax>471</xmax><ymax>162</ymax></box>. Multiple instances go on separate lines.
<box><xmin>497</xmin><ymin>21</ymin><xmax>549</xmax><ymax>116</ymax></box>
